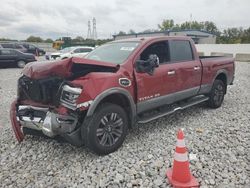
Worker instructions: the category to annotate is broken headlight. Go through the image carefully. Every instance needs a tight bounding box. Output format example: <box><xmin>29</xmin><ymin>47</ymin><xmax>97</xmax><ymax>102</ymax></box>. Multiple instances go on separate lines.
<box><xmin>60</xmin><ymin>85</ymin><xmax>82</xmax><ymax>110</ymax></box>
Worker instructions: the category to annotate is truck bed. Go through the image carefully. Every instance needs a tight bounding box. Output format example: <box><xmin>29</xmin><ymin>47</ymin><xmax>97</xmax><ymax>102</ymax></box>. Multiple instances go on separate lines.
<box><xmin>199</xmin><ymin>56</ymin><xmax>235</xmax><ymax>86</ymax></box>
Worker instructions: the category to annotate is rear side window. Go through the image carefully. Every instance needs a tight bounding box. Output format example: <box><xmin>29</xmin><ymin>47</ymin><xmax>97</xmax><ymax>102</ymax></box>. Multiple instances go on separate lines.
<box><xmin>79</xmin><ymin>48</ymin><xmax>92</xmax><ymax>53</ymax></box>
<box><xmin>169</xmin><ymin>40</ymin><xmax>193</xmax><ymax>62</ymax></box>
<box><xmin>1</xmin><ymin>43</ymin><xmax>14</xmax><ymax>48</ymax></box>
<box><xmin>29</xmin><ymin>45</ymin><xmax>36</xmax><ymax>50</ymax></box>
<box><xmin>73</xmin><ymin>48</ymin><xmax>81</xmax><ymax>53</ymax></box>
<box><xmin>15</xmin><ymin>44</ymin><xmax>23</xmax><ymax>49</ymax></box>
<box><xmin>0</xmin><ymin>49</ymin><xmax>15</xmax><ymax>55</ymax></box>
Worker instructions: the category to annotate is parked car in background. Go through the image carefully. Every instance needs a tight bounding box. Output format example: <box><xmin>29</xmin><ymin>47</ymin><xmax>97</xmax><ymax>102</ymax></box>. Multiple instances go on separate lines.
<box><xmin>48</xmin><ymin>46</ymin><xmax>94</xmax><ymax>60</ymax></box>
<box><xmin>0</xmin><ymin>48</ymin><xmax>36</xmax><ymax>68</ymax></box>
<box><xmin>0</xmin><ymin>43</ymin><xmax>27</xmax><ymax>53</ymax></box>
<box><xmin>21</xmin><ymin>43</ymin><xmax>46</xmax><ymax>56</ymax></box>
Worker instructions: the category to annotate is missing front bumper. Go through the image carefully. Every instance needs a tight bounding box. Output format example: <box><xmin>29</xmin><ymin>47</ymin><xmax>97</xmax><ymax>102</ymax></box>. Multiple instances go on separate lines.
<box><xmin>10</xmin><ymin>100</ymin><xmax>82</xmax><ymax>145</ymax></box>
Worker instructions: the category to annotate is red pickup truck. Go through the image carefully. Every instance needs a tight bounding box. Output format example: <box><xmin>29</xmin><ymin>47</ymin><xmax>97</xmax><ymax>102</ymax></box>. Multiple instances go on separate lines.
<box><xmin>10</xmin><ymin>36</ymin><xmax>235</xmax><ymax>155</ymax></box>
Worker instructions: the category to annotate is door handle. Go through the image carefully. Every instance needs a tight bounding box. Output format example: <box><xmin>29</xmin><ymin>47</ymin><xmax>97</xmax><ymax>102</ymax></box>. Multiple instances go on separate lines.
<box><xmin>167</xmin><ymin>70</ymin><xmax>175</xmax><ymax>75</ymax></box>
<box><xmin>193</xmin><ymin>66</ymin><xmax>200</xmax><ymax>71</ymax></box>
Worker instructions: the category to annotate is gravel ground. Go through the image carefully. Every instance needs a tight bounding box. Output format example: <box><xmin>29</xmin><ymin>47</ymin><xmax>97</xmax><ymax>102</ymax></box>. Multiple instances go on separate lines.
<box><xmin>0</xmin><ymin>62</ymin><xmax>249</xmax><ymax>188</ymax></box>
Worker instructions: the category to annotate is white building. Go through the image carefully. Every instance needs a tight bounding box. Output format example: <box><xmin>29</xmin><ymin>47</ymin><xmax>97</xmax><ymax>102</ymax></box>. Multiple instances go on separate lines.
<box><xmin>113</xmin><ymin>30</ymin><xmax>216</xmax><ymax>44</ymax></box>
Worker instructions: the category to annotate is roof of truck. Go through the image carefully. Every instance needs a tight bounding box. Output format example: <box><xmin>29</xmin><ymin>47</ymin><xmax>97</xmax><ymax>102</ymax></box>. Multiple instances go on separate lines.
<box><xmin>111</xmin><ymin>36</ymin><xmax>192</xmax><ymax>44</ymax></box>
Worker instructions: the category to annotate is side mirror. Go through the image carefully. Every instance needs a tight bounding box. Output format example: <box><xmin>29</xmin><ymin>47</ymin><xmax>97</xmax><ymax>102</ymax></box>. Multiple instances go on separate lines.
<box><xmin>135</xmin><ymin>54</ymin><xmax>159</xmax><ymax>75</ymax></box>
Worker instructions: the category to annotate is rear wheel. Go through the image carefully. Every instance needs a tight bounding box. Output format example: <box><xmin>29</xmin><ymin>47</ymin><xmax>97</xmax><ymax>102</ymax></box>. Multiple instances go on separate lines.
<box><xmin>17</xmin><ymin>60</ymin><xmax>26</xmax><ymax>68</ymax></box>
<box><xmin>207</xmin><ymin>80</ymin><xmax>226</xmax><ymax>108</ymax></box>
<box><xmin>82</xmin><ymin>103</ymin><xmax>128</xmax><ymax>155</ymax></box>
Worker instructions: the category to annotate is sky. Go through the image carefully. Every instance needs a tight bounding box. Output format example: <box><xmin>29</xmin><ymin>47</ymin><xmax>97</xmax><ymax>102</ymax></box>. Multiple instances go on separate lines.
<box><xmin>0</xmin><ymin>0</ymin><xmax>250</xmax><ymax>40</ymax></box>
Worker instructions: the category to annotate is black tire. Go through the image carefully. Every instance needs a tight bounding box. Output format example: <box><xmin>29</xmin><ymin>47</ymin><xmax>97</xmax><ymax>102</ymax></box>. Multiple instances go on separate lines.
<box><xmin>82</xmin><ymin>103</ymin><xmax>128</xmax><ymax>155</ymax></box>
<box><xmin>207</xmin><ymin>79</ymin><xmax>226</xmax><ymax>108</ymax></box>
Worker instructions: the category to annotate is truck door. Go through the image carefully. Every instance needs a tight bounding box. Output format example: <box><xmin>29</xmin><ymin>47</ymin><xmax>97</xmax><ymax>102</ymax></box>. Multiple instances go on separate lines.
<box><xmin>134</xmin><ymin>41</ymin><xmax>177</xmax><ymax>113</ymax></box>
<box><xmin>167</xmin><ymin>39</ymin><xmax>202</xmax><ymax>98</ymax></box>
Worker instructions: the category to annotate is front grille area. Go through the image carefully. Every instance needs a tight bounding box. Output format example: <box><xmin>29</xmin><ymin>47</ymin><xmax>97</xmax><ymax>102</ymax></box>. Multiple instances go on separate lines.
<box><xmin>18</xmin><ymin>75</ymin><xmax>63</xmax><ymax>105</ymax></box>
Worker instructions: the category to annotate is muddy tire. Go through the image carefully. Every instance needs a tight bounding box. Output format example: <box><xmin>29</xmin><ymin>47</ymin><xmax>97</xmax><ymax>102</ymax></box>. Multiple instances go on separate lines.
<box><xmin>82</xmin><ymin>103</ymin><xmax>128</xmax><ymax>155</ymax></box>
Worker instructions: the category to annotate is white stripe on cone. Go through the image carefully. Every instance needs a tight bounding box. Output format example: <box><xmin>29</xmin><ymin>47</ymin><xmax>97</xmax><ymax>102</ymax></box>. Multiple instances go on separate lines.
<box><xmin>176</xmin><ymin>139</ymin><xmax>185</xmax><ymax>147</ymax></box>
<box><xmin>174</xmin><ymin>152</ymin><xmax>188</xmax><ymax>162</ymax></box>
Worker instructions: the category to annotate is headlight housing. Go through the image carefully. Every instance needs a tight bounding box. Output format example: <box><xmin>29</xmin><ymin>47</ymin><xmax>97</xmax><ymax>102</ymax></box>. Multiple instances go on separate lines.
<box><xmin>60</xmin><ymin>85</ymin><xmax>82</xmax><ymax>110</ymax></box>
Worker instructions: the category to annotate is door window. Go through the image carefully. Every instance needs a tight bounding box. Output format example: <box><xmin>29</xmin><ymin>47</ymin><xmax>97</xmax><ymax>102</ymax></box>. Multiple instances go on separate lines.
<box><xmin>0</xmin><ymin>49</ymin><xmax>14</xmax><ymax>55</ymax></box>
<box><xmin>73</xmin><ymin>48</ymin><xmax>81</xmax><ymax>53</ymax></box>
<box><xmin>1</xmin><ymin>43</ymin><xmax>13</xmax><ymax>48</ymax></box>
<box><xmin>29</xmin><ymin>45</ymin><xmax>36</xmax><ymax>50</ymax></box>
<box><xmin>169</xmin><ymin>40</ymin><xmax>194</xmax><ymax>62</ymax></box>
<box><xmin>140</xmin><ymin>41</ymin><xmax>169</xmax><ymax>64</ymax></box>
<box><xmin>15</xmin><ymin>44</ymin><xmax>23</xmax><ymax>49</ymax></box>
<box><xmin>79</xmin><ymin>48</ymin><xmax>93</xmax><ymax>53</ymax></box>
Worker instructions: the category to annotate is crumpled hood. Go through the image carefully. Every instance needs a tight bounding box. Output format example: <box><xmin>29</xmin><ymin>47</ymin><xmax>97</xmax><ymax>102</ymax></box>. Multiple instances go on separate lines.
<box><xmin>22</xmin><ymin>57</ymin><xmax>119</xmax><ymax>79</ymax></box>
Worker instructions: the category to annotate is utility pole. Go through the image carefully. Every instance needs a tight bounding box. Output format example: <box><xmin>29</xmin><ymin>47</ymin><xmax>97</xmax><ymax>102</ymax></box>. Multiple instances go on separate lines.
<box><xmin>87</xmin><ymin>20</ymin><xmax>92</xmax><ymax>39</ymax></box>
<box><xmin>190</xmin><ymin>14</ymin><xmax>192</xmax><ymax>29</ymax></box>
<box><xmin>92</xmin><ymin>17</ymin><xmax>97</xmax><ymax>40</ymax></box>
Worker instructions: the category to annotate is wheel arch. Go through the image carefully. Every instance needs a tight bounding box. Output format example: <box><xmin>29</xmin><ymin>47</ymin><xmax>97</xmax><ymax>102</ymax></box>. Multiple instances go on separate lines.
<box><xmin>214</xmin><ymin>70</ymin><xmax>228</xmax><ymax>93</ymax></box>
<box><xmin>16</xmin><ymin>59</ymin><xmax>27</xmax><ymax>68</ymax></box>
<box><xmin>16</xmin><ymin>58</ymin><xmax>27</xmax><ymax>63</ymax></box>
<box><xmin>86</xmin><ymin>88</ymin><xmax>136</xmax><ymax>128</ymax></box>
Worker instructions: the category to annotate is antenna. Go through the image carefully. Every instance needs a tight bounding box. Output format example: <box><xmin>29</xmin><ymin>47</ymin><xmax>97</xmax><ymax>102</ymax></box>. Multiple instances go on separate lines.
<box><xmin>92</xmin><ymin>17</ymin><xmax>97</xmax><ymax>40</ymax></box>
<box><xmin>87</xmin><ymin>20</ymin><xmax>92</xmax><ymax>39</ymax></box>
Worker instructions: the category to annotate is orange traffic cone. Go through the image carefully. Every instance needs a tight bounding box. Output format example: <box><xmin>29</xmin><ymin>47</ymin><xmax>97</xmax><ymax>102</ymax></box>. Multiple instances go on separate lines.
<box><xmin>166</xmin><ymin>129</ymin><xmax>199</xmax><ymax>188</ymax></box>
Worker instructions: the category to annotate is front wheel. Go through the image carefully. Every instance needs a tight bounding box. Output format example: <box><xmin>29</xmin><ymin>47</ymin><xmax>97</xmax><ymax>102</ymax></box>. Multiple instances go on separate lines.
<box><xmin>17</xmin><ymin>60</ymin><xmax>26</xmax><ymax>68</ymax></box>
<box><xmin>207</xmin><ymin>80</ymin><xmax>226</xmax><ymax>108</ymax></box>
<box><xmin>82</xmin><ymin>103</ymin><xmax>128</xmax><ymax>155</ymax></box>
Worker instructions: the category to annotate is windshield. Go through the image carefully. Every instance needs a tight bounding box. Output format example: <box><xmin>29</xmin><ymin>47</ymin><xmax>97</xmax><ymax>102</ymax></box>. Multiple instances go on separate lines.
<box><xmin>60</xmin><ymin>47</ymin><xmax>75</xmax><ymax>53</ymax></box>
<box><xmin>85</xmin><ymin>42</ymin><xmax>139</xmax><ymax>64</ymax></box>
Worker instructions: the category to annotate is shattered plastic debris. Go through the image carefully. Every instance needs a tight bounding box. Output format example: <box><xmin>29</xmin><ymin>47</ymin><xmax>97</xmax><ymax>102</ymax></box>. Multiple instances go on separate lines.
<box><xmin>189</xmin><ymin>153</ymin><xmax>198</xmax><ymax>161</ymax></box>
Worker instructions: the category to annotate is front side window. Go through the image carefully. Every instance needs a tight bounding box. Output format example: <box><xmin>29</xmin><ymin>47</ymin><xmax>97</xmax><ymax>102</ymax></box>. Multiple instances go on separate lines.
<box><xmin>169</xmin><ymin>40</ymin><xmax>193</xmax><ymax>62</ymax></box>
<box><xmin>85</xmin><ymin>42</ymin><xmax>139</xmax><ymax>64</ymax></box>
<box><xmin>140</xmin><ymin>41</ymin><xmax>169</xmax><ymax>64</ymax></box>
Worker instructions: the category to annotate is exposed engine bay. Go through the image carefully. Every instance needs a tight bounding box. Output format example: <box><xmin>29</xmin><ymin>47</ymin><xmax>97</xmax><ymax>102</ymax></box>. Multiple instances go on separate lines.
<box><xmin>18</xmin><ymin>58</ymin><xmax>118</xmax><ymax>106</ymax></box>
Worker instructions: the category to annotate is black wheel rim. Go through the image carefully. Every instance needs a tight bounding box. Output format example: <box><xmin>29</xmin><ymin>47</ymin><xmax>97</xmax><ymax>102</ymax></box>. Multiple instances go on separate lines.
<box><xmin>96</xmin><ymin>113</ymin><xmax>123</xmax><ymax>147</ymax></box>
<box><xmin>213</xmin><ymin>84</ymin><xmax>224</xmax><ymax>105</ymax></box>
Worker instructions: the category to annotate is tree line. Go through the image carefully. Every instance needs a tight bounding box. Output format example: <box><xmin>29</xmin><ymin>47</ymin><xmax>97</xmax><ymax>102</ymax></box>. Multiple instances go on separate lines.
<box><xmin>1</xmin><ymin>19</ymin><xmax>249</xmax><ymax>44</ymax></box>
<box><xmin>118</xmin><ymin>19</ymin><xmax>250</xmax><ymax>44</ymax></box>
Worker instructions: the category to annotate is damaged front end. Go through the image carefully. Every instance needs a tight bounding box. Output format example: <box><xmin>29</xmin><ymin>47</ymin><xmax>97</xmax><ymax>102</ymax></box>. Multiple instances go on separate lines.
<box><xmin>11</xmin><ymin>76</ymin><xmax>83</xmax><ymax>146</ymax></box>
<box><xmin>10</xmin><ymin>57</ymin><xmax>118</xmax><ymax>145</ymax></box>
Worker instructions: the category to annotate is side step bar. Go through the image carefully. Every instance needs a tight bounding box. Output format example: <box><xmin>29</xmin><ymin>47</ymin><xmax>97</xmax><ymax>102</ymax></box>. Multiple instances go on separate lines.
<box><xmin>137</xmin><ymin>96</ymin><xmax>209</xmax><ymax>124</ymax></box>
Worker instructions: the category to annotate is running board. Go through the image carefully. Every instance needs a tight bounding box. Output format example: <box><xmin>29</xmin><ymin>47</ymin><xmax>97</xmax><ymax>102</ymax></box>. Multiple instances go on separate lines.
<box><xmin>137</xmin><ymin>96</ymin><xmax>209</xmax><ymax>124</ymax></box>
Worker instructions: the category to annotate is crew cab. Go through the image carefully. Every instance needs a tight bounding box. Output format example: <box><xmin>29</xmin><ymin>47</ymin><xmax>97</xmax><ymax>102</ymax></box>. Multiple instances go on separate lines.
<box><xmin>10</xmin><ymin>36</ymin><xmax>235</xmax><ymax>155</ymax></box>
